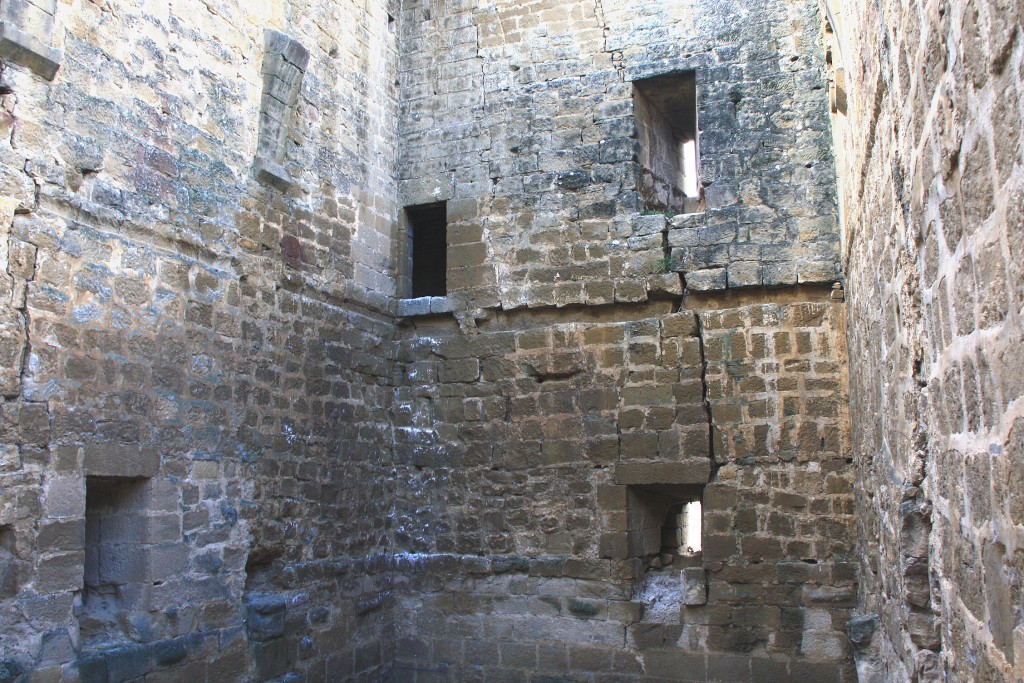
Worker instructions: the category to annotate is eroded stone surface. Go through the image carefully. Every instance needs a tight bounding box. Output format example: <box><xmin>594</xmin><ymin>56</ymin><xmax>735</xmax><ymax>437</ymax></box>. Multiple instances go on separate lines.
<box><xmin>1</xmin><ymin>0</ymin><xmax>1014</xmax><ymax>680</ymax></box>
<box><xmin>832</xmin><ymin>0</ymin><xmax>1024</xmax><ymax>680</ymax></box>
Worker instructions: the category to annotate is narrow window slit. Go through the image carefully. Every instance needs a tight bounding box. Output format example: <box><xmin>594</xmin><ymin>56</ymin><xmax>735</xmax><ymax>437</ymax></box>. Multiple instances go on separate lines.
<box><xmin>405</xmin><ymin>201</ymin><xmax>448</xmax><ymax>298</ymax></box>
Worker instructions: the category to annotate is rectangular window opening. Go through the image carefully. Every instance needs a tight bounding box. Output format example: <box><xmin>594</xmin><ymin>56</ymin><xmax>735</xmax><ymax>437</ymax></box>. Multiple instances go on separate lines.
<box><xmin>633</xmin><ymin>71</ymin><xmax>703</xmax><ymax>215</ymax></box>
<box><xmin>405</xmin><ymin>201</ymin><xmax>447</xmax><ymax>298</ymax></box>
<box><xmin>627</xmin><ymin>484</ymin><xmax>703</xmax><ymax>571</ymax></box>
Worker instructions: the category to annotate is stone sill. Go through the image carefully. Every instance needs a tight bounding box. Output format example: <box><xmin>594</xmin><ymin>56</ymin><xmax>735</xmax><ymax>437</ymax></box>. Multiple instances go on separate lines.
<box><xmin>397</xmin><ymin>296</ymin><xmax>453</xmax><ymax>317</ymax></box>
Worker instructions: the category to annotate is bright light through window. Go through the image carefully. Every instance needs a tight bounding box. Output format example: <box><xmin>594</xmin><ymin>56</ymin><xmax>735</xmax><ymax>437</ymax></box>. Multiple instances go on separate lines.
<box><xmin>681</xmin><ymin>139</ymin><xmax>699</xmax><ymax>199</ymax></box>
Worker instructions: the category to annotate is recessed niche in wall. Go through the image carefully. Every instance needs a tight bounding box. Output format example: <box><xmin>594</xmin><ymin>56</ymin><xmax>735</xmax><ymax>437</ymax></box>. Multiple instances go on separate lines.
<box><xmin>82</xmin><ymin>477</ymin><xmax>158</xmax><ymax>646</ymax></box>
<box><xmin>633</xmin><ymin>71</ymin><xmax>703</xmax><ymax>214</ymax></box>
<box><xmin>404</xmin><ymin>201</ymin><xmax>448</xmax><ymax>298</ymax></box>
<box><xmin>627</xmin><ymin>484</ymin><xmax>703</xmax><ymax>570</ymax></box>
<box><xmin>628</xmin><ymin>484</ymin><xmax>704</xmax><ymax>623</ymax></box>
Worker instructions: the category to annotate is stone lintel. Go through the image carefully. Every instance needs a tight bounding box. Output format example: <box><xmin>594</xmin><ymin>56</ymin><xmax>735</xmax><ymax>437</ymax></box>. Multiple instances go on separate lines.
<box><xmin>614</xmin><ymin>460</ymin><xmax>711</xmax><ymax>486</ymax></box>
<box><xmin>399</xmin><ymin>175</ymin><xmax>455</xmax><ymax>208</ymax></box>
<box><xmin>83</xmin><ymin>444</ymin><xmax>159</xmax><ymax>479</ymax></box>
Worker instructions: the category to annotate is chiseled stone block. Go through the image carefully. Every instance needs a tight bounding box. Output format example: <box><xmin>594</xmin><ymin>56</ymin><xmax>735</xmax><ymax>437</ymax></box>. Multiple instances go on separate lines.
<box><xmin>0</xmin><ymin>0</ymin><xmax>61</xmax><ymax>80</ymax></box>
<box><xmin>681</xmin><ymin>567</ymin><xmax>707</xmax><ymax>606</ymax></box>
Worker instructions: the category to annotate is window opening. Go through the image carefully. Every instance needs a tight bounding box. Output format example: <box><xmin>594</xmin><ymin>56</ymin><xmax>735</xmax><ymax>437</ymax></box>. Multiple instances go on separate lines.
<box><xmin>405</xmin><ymin>201</ymin><xmax>447</xmax><ymax>298</ymax></box>
<box><xmin>627</xmin><ymin>484</ymin><xmax>704</xmax><ymax>623</ymax></box>
<box><xmin>662</xmin><ymin>499</ymin><xmax>703</xmax><ymax>557</ymax></box>
<box><xmin>632</xmin><ymin>71</ymin><xmax>703</xmax><ymax>214</ymax></box>
<box><xmin>627</xmin><ymin>484</ymin><xmax>703</xmax><ymax>570</ymax></box>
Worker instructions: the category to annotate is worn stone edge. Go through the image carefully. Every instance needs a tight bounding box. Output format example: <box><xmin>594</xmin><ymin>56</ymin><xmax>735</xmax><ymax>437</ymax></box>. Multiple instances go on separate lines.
<box><xmin>0</xmin><ymin>22</ymin><xmax>62</xmax><ymax>80</ymax></box>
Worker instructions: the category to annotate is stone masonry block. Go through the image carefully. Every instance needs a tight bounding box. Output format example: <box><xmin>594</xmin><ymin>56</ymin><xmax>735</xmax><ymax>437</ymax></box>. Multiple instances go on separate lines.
<box><xmin>36</xmin><ymin>519</ymin><xmax>83</xmax><ymax>552</ymax></box>
<box><xmin>43</xmin><ymin>476</ymin><xmax>83</xmax><ymax>518</ymax></box>
<box><xmin>614</xmin><ymin>460</ymin><xmax>711</xmax><ymax>485</ymax></box>
<box><xmin>632</xmin><ymin>213</ymin><xmax>667</xmax><ymax>236</ymax></box>
<box><xmin>34</xmin><ymin>551</ymin><xmax>83</xmax><ymax>593</ymax></box>
<box><xmin>643</xmin><ymin>651</ymin><xmax>707</xmax><ymax>680</ymax></box>
<box><xmin>264</xmin><ymin>29</ymin><xmax>309</xmax><ymax>70</ymax></box>
<box><xmin>797</xmin><ymin>260</ymin><xmax>838</xmax><ymax>284</ymax></box>
<box><xmin>647</xmin><ymin>273</ymin><xmax>682</xmax><ymax>298</ymax></box>
<box><xmin>685</xmin><ymin>268</ymin><xmax>727</xmax><ymax>291</ymax></box>
<box><xmin>615</xmin><ymin>278</ymin><xmax>648</xmax><ymax>302</ymax></box>
<box><xmin>0</xmin><ymin>311</ymin><xmax>25</xmax><ymax>398</ymax></box>
<box><xmin>682</xmin><ymin>567</ymin><xmax>707</xmax><ymax>606</ymax></box>
<box><xmin>727</xmin><ymin>262</ymin><xmax>762</xmax><ymax>288</ymax></box>
<box><xmin>597</xmin><ymin>485</ymin><xmax>628</xmax><ymax>509</ymax></box>
<box><xmin>254</xmin><ymin>155</ymin><xmax>292</xmax><ymax>192</ymax></box>
<box><xmin>662</xmin><ymin>312</ymin><xmax>699</xmax><ymax>338</ymax></box>
<box><xmin>253</xmin><ymin>638</ymin><xmax>289</xmax><ymax>681</ymax></box>
<box><xmin>599</xmin><ymin>532</ymin><xmax>628</xmax><ymax>560</ymax></box>
<box><xmin>399</xmin><ymin>175</ymin><xmax>455</xmax><ymax>207</ymax></box>
<box><xmin>439</xmin><ymin>358</ymin><xmax>479</xmax><ymax>383</ymax></box>
<box><xmin>397</xmin><ymin>297</ymin><xmax>431</xmax><ymax>317</ymax></box>
<box><xmin>247</xmin><ymin>594</ymin><xmax>287</xmax><ymax>641</ymax></box>
<box><xmin>448</xmin><ymin>242</ymin><xmax>486</xmax><ymax>269</ymax></box>
<box><xmin>762</xmin><ymin>261</ymin><xmax>798</xmax><ymax>286</ymax></box>
<box><xmin>83</xmin><ymin>444</ymin><xmax>159</xmax><ymax>479</ymax></box>
<box><xmin>7</xmin><ymin>238</ymin><xmax>36</xmax><ymax>279</ymax></box>
<box><xmin>0</xmin><ymin>20</ymin><xmax>61</xmax><ymax>80</ymax></box>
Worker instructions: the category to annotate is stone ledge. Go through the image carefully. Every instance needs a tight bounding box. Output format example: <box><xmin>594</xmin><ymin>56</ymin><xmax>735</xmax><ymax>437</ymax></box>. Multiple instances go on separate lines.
<box><xmin>0</xmin><ymin>22</ymin><xmax>61</xmax><ymax>80</ymax></box>
<box><xmin>397</xmin><ymin>296</ymin><xmax>453</xmax><ymax>317</ymax></box>
<box><xmin>254</xmin><ymin>157</ymin><xmax>292</xmax><ymax>191</ymax></box>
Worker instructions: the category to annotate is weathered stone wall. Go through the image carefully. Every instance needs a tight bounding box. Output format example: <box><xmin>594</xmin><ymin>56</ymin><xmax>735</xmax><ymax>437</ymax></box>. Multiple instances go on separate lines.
<box><xmin>396</xmin><ymin>0</ymin><xmax>840</xmax><ymax>305</ymax></box>
<box><xmin>0</xmin><ymin>0</ymin><xmax>401</xmax><ymax>680</ymax></box>
<box><xmin>388</xmin><ymin>0</ymin><xmax>855</xmax><ymax>678</ymax></box>
<box><xmin>389</xmin><ymin>292</ymin><xmax>856</xmax><ymax>681</ymax></box>
<box><xmin>835</xmin><ymin>0</ymin><xmax>1024</xmax><ymax>680</ymax></box>
<box><xmin>0</xmin><ymin>0</ymin><xmax>865</xmax><ymax>680</ymax></box>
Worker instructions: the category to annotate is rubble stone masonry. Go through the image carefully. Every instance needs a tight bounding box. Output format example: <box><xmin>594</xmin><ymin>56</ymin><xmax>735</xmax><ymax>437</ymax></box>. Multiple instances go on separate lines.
<box><xmin>833</xmin><ymin>0</ymin><xmax>1024</xmax><ymax>681</ymax></box>
<box><xmin>0</xmin><ymin>0</ymin><xmax>1016</xmax><ymax>681</ymax></box>
<box><xmin>0</xmin><ymin>1</ymin><xmax>401</xmax><ymax>680</ymax></box>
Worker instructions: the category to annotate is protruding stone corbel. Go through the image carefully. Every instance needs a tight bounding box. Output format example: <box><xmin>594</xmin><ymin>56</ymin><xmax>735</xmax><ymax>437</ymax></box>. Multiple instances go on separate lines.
<box><xmin>255</xmin><ymin>29</ymin><xmax>309</xmax><ymax>190</ymax></box>
<box><xmin>0</xmin><ymin>0</ymin><xmax>63</xmax><ymax>80</ymax></box>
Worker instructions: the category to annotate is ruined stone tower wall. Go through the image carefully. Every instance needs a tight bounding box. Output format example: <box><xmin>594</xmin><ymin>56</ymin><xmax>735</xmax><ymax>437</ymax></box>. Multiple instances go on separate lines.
<box><xmin>835</xmin><ymin>0</ymin><xmax>1024</xmax><ymax>681</ymax></box>
<box><xmin>0</xmin><ymin>1</ymin><xmax>402</xmax><ymax>680</ymax></box>
<box><xmin>395</xmin><ymin>0</ymin><xmax>842</xmax><ymax>309</ymax></box>
<box><xmin>390</xmin><ymin>0</ymin><xmax>858</xmax><ymax>680</ymax></box>
<box><xmin>0</xmin><ymin>0</ymin><xmax>907</xmax><ymax>680</ymax></box>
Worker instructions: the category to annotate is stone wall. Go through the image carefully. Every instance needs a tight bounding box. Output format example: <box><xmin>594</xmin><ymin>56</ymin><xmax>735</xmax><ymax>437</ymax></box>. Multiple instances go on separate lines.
<box><xmin>390</xmin><ymin>293</ymin><xmax>856</xmax><ymax>681</ymax></box>
<box><xmin>386</xmin><ymin>0</ymin><xmax>858</xmax><ymax>678</ymax></box>
<box><xmin>0</xmin><ymin>0</ymin><xmax>866</xmax><ymax>680</ymax></box>
<box><xmin>396</xmin><ymin>0</ymin><xmax>840</xmax><ymax>307</ymax></box>
<box><xmin>835</xmin><ymin>0</ymin><xmax>1024</xmax><ymax>681</ymax></box>
<box><xmin>0</xmin><ymin>0</ymin><xmax>401</xmax><ymax>680</ymax></box>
